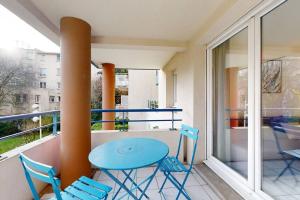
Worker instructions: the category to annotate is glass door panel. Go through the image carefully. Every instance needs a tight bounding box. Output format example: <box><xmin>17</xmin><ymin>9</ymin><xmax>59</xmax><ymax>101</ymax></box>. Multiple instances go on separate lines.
<box><xmin>212</xmin><ymin>28</ymin><xmax>249</xmax><ymax>178</ymax></box>
<box><xmin>261</xmin><ymin>0</ymin><xmax>300</xmax><ymax>198</ymax></box>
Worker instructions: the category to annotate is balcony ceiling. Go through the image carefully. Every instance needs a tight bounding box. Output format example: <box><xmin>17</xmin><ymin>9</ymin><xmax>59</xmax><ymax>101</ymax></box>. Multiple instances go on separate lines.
<box><xmin>1</xmin><ymin>0</ymin><xmax>235</xmax><ymax>68</ymax></box>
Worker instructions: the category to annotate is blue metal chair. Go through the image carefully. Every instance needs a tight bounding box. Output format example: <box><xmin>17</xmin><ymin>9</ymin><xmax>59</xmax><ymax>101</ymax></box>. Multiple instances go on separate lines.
<box><xmin>19</xmin><ymin>153</ymin><xmax>112</xmax><ymax>200</ymax></box>
<box><xmin>270</xmin><ymin>122</ymin><xmax>300</xmax><ymax>181</ymax></box>
<box><xmin>159</xmin><ymin>124</ymin><xmax>199</xmax><ymax>200</ymax></box>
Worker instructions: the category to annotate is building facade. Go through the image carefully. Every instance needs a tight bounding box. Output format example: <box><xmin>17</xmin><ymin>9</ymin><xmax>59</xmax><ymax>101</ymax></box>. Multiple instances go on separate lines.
<box><xmin>0</xmin><ymin>48</ymin><xmax>61</xmax><ymax>115</ymax></box>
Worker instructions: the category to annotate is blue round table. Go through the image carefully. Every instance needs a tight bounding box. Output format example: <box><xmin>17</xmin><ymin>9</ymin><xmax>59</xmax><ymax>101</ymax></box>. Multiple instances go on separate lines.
<box><xmin>89</xmin><ymin>138</ymin><xmax>169</xmax><ymax>200</ymax></box>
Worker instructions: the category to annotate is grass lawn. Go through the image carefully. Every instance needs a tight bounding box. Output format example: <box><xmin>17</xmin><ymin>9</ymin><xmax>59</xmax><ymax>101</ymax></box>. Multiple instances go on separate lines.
<box><xmin>0</xmin><ymin>131</ymin><xmax>51</xmax><ymax>154</ymax></box>
<box><xmin>0</xmin><ymin>121</ymin><xmax>128</xmax><ymax>155</ymax></box>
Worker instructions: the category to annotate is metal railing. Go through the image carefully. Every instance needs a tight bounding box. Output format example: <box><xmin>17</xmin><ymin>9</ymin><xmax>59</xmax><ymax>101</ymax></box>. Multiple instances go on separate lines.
<box><xmin>0</xmin><ymin>108</ymin><xmax>182</xmax><ymax>143</ymax></box>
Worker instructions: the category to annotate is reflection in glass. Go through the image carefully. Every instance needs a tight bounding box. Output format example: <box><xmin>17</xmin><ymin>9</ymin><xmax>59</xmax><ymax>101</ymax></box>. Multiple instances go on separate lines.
<box><xmin>212</xmin><ymin>28</ymin><xmax>248</xmax><ymax>178</ymax></box>
<box><xmin>261</xmin><ymin>0</ymin><xmax>300</xmax><ymax>199</ymax></box>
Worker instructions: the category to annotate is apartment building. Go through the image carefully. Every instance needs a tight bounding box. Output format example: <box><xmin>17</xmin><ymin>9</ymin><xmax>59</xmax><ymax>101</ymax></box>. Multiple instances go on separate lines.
<box><xmin>0</xmin><ymin>48</ymin><xmax>61</xmax><ymax>115</ymax></box>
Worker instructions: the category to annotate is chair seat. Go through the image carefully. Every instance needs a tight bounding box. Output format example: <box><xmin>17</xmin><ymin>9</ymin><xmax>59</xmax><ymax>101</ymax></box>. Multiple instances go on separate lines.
<box><xmin>159</xmin><ymin>156</ymin><xmax>188</xmax><ymax>172</ymax></box>
<box><xmin>50</xmin><ymin>191</ymin><xmax>78</xmax><ymax>200</ymax></box>
<box><xmin>283</xmin><ymin>149</ymin><xmax>300</xmax><ymax>158</ymax></box>
<box><xmin>50</xmin><ymin>176</ymin><xmax>112</xmax><ymax>200</ymax></box>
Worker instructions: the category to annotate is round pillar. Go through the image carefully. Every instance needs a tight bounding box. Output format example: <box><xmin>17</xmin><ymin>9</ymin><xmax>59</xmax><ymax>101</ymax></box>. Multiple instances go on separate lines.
<box><xmin>60</xmin><ymin>17</ymin><xmax>91</xmax><ymax>188</ymax></box>
<box><xmin>102</xmin><ymin>63</ymin><xmax>115</xmax><ymax>130</ymax></box>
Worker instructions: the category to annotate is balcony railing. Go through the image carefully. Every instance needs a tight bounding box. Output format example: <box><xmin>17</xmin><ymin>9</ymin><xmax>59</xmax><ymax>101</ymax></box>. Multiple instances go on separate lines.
<box><xmin>0</xmin><ymin>108</ymin><xmax>182</xmax><ymax>156</ymax></box>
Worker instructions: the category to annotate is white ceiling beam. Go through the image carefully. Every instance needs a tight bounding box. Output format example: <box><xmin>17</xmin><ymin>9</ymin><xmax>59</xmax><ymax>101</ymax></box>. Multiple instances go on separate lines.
<box><xmin>91</xmin><ymin>36</ymin><xmax>187</xmax><ymax>52</ymax></box>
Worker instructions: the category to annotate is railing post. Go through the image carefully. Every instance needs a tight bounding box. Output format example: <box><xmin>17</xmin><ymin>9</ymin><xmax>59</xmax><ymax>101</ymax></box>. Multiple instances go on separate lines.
<box><xmin>171</xmin><ymin>111</ymin><xmax>175</xmax><ymax>130</ymax></box>
<box><xmin>122</xmin><ymin>111</ymin><xmax>125</xmax><ymax>131</ymax></box>
<box><xmin>39</xmin><ymin>114</ymin><xmax>42</xmax><ymax>139</ymax></box>
<box><xmin>52</xmin><ymin>113</ymin><xmax>57</xmax><ymax>134</ymax></box>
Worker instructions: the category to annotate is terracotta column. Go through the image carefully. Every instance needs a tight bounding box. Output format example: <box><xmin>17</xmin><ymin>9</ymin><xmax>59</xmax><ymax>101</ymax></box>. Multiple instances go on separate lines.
<box><xmin>60</xmin><ymin>17</ymin><xmax>91</xmax><ymax>188</ymax></box>
<box><xmin>102</xmin><ymin>63</ymin><xmax>115</xmax><ymax>130</ymax></box>
<box><xmin>227</xmin><ymin>67</ymin><xmax>239</xmax><ymax>128</ymax></box>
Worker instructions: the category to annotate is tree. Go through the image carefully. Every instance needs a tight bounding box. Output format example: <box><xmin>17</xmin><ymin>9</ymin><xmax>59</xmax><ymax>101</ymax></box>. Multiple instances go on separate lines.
<box><xmin>0</xmin><ymin>57</ymin><xmax>36</xmax><ymax>108</ymax></box>
<box><xmin>91</xmin><ymin>75</ymin><xmax>102</xmax><ymax>109</ymax></box>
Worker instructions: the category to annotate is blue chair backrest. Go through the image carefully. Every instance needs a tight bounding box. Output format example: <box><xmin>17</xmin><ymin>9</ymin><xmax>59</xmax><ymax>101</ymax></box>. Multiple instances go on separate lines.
<box><xmin>19</xmin><ymin>153</ymin><xmax>62</xmax><ymax>200</ymax></box>
<box><xmin>270</xmin><ymin>121</ymin><xmax>300</xmax><ymax>153</ymax></box>
<box><xmin>176</xmin><ymin>124</ymin><xmax>199</xmax><ymax>167</ymax></box>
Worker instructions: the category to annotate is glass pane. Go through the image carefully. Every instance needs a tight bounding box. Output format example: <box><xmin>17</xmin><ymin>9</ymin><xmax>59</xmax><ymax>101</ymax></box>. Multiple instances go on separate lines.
<box><xmin>261</xmin><ymin>0</ymin><xmax>300</xmax><ymax>198</ymax></box>
<box><xmin>212</xmin><ymin>28</ymin><xmax>248</xmax><ymax>178</ymax></box>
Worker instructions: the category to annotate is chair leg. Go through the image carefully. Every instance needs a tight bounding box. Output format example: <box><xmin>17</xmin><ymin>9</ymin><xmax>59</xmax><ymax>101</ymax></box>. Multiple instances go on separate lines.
<box><xmin>275</xmin><ymin>158</ymin><xmax>297</xmax><ymax>181</ymax></box>
<box><xmin>165</xmin><ymin>173</ymin><xmax>190</xmax><ymax>200</ymax></box>
<box><xmin>175</xmin><ymin>173</ymin><xmax>191</xmax><ymax>200</ymax></box>
<box><xmin>159</xmin><ymin>172</ymin><xmax>170</xmax><ymax>193</ymax></box>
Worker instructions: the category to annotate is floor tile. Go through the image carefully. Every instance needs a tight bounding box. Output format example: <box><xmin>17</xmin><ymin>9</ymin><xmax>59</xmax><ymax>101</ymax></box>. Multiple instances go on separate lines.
<box><xmin>137</xmin><ymin>177</ymin><xmax>159</xmax><ymax>190</ymax></box>
<box><xmin>202</xmin><ymin>185</ymin><xmax>221</xmax><ymax>200</ymax></box>
<box><xmin>95</xmin><ymin>166</ymin><xmax>222</xmax><ymax>200</ymax></box>
<box><xmin>137</xmin><ymin>167</ymin><xmax>155</xmax><ymax>178</ymax></box>
<box><xmin>161</xmin><ymin>186</ymin><xmax>211</xmax><ymax>200</ymax></box>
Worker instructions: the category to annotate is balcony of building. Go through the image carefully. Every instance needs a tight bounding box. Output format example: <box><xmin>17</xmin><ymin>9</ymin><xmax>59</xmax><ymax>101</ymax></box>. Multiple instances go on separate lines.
<box><xmin>1</xmin><ymin>0</ymin><xmax>300</xmax><ymax>200</ymax></box>
<box><xmin>0</xmin><ymin>109</ymin><xmax>240</xmax><ymax>200</ymax></box>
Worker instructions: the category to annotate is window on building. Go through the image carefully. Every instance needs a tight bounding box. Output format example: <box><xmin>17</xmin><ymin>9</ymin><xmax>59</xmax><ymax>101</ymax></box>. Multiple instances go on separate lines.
<box><xmin>173</xmin><ymin>71</ymin><xmax>177</xmax><ymax>105</ymax></box>
<box><xmin>49</xmin><ymin>96</ymin><xmax>55</xmax><ymax>103</ymax></box>
<box><xmin>56</xmin><ymin>68</ymin><xmax>60</xmax><ymax>76</ymax></box>
<box><xmin>57</xmin><ymin>82</ymin><xmax>61</xmax><ymax>89</ymax></box>
<box><xmin>15</xmin><ymin>94</ymin><xmax>21</xmax><ymax>104</ymax></box>
<box><xmin>40</xmin><ymin>82</ymin><xmax>46</xmax><ymax>88</ymax></box>
<box><xmin>34</xmin><ymin>95</ymin><xmax>40</xmax><ymax>103</ymax></box>
<box><xmin>58</xmin><ymin>96</ymin><xmax>61</xmax><ymax>102</ymax></box>
<box><xmin>15</xmin><ymin>94</ymin><xmax>28</xmax><ymax>104</ymax></box>
<box><xmin>39</xmin><ymin>68</ymin><xmax>47</xmax><ymax>77</ymax></box>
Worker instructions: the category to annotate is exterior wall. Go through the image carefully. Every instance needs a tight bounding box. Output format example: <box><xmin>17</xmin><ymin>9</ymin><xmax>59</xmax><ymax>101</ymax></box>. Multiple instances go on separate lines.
<box><xmin>163</xmin><ymin>45</ymin><xmax>206</xmax><ymax>164</ymax></box>
<box><xmin>128</xmin><ymin>70</ymin><xmax>158</xmax><ymax>129</ymax></box>
<box><xmin>34</xmin><ymin>52</ymin><xmax>61</xmax><ymax>111</ymax></box>
<box><xmin>158</xmin><ymin>70</ymin><xmax>167</xmax><ymax>108</ymax></box>
<box><xmin>161</xmin><ymin>0</ymin><xmax>262</xmax><ymax>163</ymax></box>
<box><xmin>0</xmin><ymin>49</ymin><xmax>61</xmax><ymax>114</ymax></box>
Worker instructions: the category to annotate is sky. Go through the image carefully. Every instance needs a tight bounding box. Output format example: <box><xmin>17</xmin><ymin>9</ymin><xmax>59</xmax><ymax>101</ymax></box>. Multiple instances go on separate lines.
<box><xmin>0</xmin><ymin>4</ymin><xmax>60</xmax><ymax>53</ymax></box>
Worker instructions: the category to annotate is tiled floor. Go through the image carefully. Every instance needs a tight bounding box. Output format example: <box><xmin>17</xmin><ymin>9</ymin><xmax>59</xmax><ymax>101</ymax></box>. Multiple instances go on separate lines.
<box><xmin>225</xmin><ymin>160</ymin><xmax>300</xmax><ymax>200</ymax></box>
<box><xmin>93</xmin><ymin>166</ymin><xmax>222</xmax><ymax>200</ymax></box>
<box><xmin>262</xmin><ymin>160</ymin><xmax>300</xmax><ymax>200</ymax></box>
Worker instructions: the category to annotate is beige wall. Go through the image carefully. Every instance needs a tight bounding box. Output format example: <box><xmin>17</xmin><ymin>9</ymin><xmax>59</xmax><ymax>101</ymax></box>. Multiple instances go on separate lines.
<box><xmin>163</xmin><ymin>45</ymin><xmax>206</xmax><ymax>163</ymax></box>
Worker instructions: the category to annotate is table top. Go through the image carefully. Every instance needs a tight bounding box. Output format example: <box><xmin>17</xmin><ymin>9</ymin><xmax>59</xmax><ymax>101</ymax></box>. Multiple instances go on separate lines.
<box><xmin>89</xmin><ymin>138</ymin><xmax>169</xmax><ymax>170</ymax></box>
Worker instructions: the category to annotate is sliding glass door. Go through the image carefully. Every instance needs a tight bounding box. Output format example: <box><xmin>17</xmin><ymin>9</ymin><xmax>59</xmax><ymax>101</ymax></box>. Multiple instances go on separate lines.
<box><xmin>207</xmin><ymin>0</ymin><xmax>300</xmax><ymax>199</ymax></box>
<box><xmin>212</xmin><ymin>28</ymin><xmax>249</xmax><ymax>178</ymax></box>
<box><xmin>260</xmin><ymin>0</ymin><xmax>300</xmax><ymax>199</ymax></box>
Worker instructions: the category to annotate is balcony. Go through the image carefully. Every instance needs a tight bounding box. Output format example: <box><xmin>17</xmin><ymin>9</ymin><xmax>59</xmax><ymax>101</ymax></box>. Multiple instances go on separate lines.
<box><xmin>0</xmin><ymin>109</ymin><xmax>239</xmax><ymax>200</ymax></box>
<box><xmin>3</xmin><ymin>0</ymin><xmax>300</xmax><ymax>199</ymax></box>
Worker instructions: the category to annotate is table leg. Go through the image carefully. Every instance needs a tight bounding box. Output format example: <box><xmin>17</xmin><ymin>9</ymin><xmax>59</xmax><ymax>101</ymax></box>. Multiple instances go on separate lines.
<box><xmin>112</xmin><ymin>170</ymin><xmax>134</xmax><ymax>199</ymax></box>
<box><xmin>138</xmin><ymin>163</ymin><xmax>161</xmax><ymax>200</ymax></box>
<box><xmin>102</xmin><ymin>169</ymin><xmax>139</xmax><ymax>200</ymax></box>
<box><xmin>122</xmin><ymin>170</ymin><xmax>149</xmax><ymax>199</ymax></box>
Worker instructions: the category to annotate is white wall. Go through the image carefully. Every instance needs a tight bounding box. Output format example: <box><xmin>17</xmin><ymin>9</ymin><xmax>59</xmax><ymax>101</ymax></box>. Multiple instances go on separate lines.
<box><xmin>128</xmin><ymin>70</ymin><xmax>158</xmax><ymax>129</ymax></box>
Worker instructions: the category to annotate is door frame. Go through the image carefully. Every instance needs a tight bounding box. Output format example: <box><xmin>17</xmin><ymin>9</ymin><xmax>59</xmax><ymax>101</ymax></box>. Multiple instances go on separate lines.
<box><xmin>206</xmin><ymin>16</ymin><xmax>255</xmax><ymax>192</ymax></box>
<box><xmin>205</xmin><ymin>0</ymin><xmax>287</xmax><ymax>199</ymax></box>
